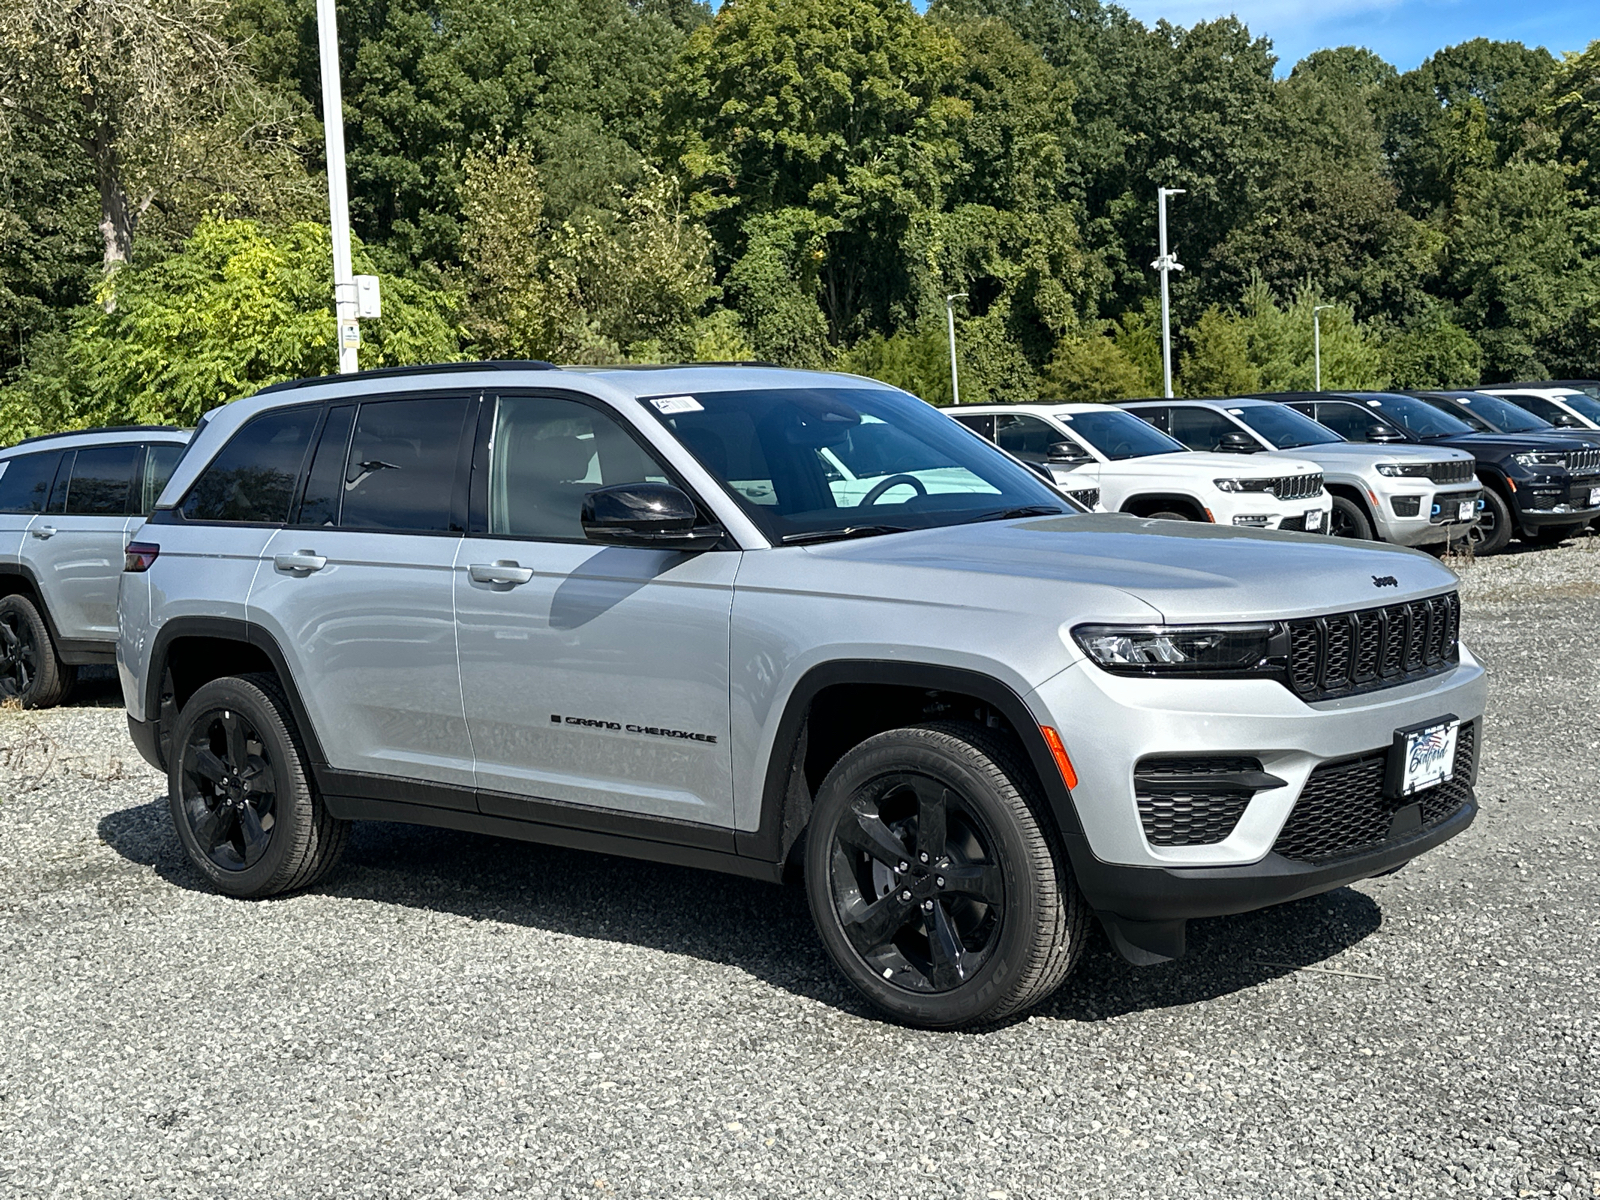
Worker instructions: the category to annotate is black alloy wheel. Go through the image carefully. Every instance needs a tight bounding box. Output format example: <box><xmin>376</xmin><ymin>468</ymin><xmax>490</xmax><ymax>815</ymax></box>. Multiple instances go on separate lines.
<box><xmin>1468</xmin><ymin>487</ymin><xmax>1513</xmax><ymax>555</ymax></box>
<box><xmin>1328</xmin><ymin>496</ymin><xmax>1373</xmax><ymax>540</ymax></box>
<box><xmin>0</xmin><ymin>594</ymin><xmax>73</xmax><ymax>708</ymax></box>
<box><xmin>0</xmin><ymin>606</ymin><xmax>37</xmax><ymax>700</ymax></box>
<box><xmin>828</xmin><ymin>772</ymin><xmax>1006</xmax><ymax>993</ymax></box>
<box><xmin>178</xmin><ymin>706</ymin><xmax>279</xmax><ymax>872</ymax></box>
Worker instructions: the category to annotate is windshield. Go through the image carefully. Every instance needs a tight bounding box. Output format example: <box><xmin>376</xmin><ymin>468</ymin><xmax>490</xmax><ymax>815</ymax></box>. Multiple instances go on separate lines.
<box><xmin>1357</xmin><ymin>393</ymin><xmax>1475</xmax><ymax>437</ymax></box>
<box><xmin>1230</xmin><ymin>405</ymin><xmax>1343</xmax><ymax>448</ymax></box>
<box><xmin>1556</xmin><ymin>391</ymin><xmax>1600</xmax><ymax>425</ymax></box>
<box><xmin>640</xmin><ymin>387</ymin><xmax>1071</xmax><ymax>542</ymax></box>
<box><xmin>1434</xmin><ymin>392</ymin><xmax>1551</xmax><ymax>434</ymax></box>
<box><xmin>1058</xmin><ymin>409</ymin><xmax>1187</xmax><ymax>459</ymax></box>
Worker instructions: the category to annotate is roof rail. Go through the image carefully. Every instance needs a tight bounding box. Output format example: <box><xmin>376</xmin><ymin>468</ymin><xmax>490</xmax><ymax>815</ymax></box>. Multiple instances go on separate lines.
<box><xmin>253</xmin><ymin>360</ymin><xmax>562</xmax><ymax>396</ymax></box>
<box><xmin>568</xmin><ymin>361</ymin><xmax>785</xmax><ymax>371</ymax></box>
<box><xmin>13</xmin><ymin>424</ymin><xmax>185</xmax><ymax>448</ymax></box>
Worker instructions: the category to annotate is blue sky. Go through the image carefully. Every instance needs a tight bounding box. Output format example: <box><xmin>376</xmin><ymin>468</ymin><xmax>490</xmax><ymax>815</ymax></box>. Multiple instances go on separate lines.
<box><xmin>1118</xmin><ymin>0</ymin><xmax>1597</xmax><ymax>73</ymax></box>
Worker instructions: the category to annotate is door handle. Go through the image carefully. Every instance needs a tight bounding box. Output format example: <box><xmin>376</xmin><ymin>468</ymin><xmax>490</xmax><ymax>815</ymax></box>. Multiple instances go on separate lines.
<box><xmin>469</xmin><ymin>560</ymin><xmax>533</xmax><ymax>585</ymax></box>
<box><xmin>30</xmin><ymin>525</ymin><xmax>56</xmax><ymax>539</ymax></box>
<box><xmin>273</xmin><ymin>550</ymin><xmax>327</xmax><ymax>573</ymax></box>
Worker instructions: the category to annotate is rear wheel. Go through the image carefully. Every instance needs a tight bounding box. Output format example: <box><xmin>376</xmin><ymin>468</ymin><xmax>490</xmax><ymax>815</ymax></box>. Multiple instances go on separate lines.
<box><xmin>168</xmin><ymin>673</ymin><xmax>348</xmax><ymax>898</ymax></box>
<box><xmin>804</xmin><ymin>722</ymin><xmax>1087</xmax><ymax>1029</ymax></box>
<box><xmin>1328</xmin><ymin>496</ymin><xmax>1375</xmax><ymax>540</ymax></box>
<box><xmin>0</xmin><ymin>594</ymin><xmax>74</xmax><ymax>709</ymax></box>
<box><xmin>1469</xmin><ymin>488</ymin><xmax>1513</xmax><ymax>555</ymax></box>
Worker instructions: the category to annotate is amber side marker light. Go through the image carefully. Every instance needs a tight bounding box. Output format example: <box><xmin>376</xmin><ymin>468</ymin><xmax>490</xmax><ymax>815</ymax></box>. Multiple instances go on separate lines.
<box><xmin>1040</xmin><ymin>725</ymin><xmax>1078</xmax><ymax>789</ymax></box>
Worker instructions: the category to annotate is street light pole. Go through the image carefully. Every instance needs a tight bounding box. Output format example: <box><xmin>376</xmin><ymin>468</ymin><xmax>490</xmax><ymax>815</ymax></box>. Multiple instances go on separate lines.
<box><xmin>1152</xmin><ymin>187</ymin><xmax>1186</xmax><ymax>399</ymax></box>
<box><xmin>1312</xmin><ymin>304</ymin><xmax>1334</xmax><ymax>391</ymax></box>
<box><xmin>316</xmin><ymin>0</ymin><xmax>359</xmax><ymax>374</ymax></box>
<box><xmin>946</xmin><ymin>293</ymin><xmax>968</xmax><ymax>405</ymax></box>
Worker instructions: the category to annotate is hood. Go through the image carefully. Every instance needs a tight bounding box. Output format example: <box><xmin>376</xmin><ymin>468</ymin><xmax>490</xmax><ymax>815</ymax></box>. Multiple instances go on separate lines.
<box><xmin>803</xmin><ymin>513</ymin><xmax>1458</xmax><ymax>624</ymax></box>
<box><xmin>1274</xmin><ymin>441</ymin><xmax>1469</xmax><ymax>467</ymax></box>
<box><xmin>1126</xmin><ymin>451</ymin><xmax>1321</xmax><ymax>475</ymax></box>
<box><xmin>1430</xmin><ymin>431</ymin><xmax>1600</xmax><ymax>457</ymax></box>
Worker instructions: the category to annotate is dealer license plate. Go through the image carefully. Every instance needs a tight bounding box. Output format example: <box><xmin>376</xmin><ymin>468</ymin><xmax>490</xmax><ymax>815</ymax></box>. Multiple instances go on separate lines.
<box><xmin>1588</xmin><ymin>487</ymin><xmax>1600</xmax><ymax>506</ymax></box>
<box><xmin>1457</xmin><ymin>500</ymin><xmax>1475</xmax><ymax>522</ymax></box>
<box><xmin>1305</xmin><ymin>508</ymin><xmax>1324</xmax><ymax>532</ymax></box>
<box><xmin>1399</xmin><ymin>719</ymin><xmax>1459</xmax><ymax>796</ymax></box>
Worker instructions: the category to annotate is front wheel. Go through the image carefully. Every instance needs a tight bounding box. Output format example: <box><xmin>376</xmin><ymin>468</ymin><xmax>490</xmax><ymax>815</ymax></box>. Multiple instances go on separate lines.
<box><xmin>168</xmin><ymin>673</ymin><xmax>348</xmax><ymax>898</ymax></box>
<box><xmin>1328</xmin><ymin>496</ymin><xmax>1375</xmax><ymax>540</ymax></box>
<box><xmin>804</xmin><ymin>722</ymin><xmax>1088</xmax><ymax>1028</ymax></box>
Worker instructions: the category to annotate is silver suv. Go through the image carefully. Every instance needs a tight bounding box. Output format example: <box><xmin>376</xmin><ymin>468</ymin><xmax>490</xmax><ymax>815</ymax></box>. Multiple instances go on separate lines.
<box><xmin>0</xmin><ymin>426</ymin><xmax>189</xmax><ymax>706</ymax></box>
<box><xmin>119</xmin><ymin>364</ymin><xmax>1487</xmax><ymax>1028</ymax></box>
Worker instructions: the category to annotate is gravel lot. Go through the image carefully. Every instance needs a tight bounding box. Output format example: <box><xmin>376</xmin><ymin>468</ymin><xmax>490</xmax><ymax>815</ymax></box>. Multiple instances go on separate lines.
<box><xmin>3</xmin><ymin>538</ymin><xmax>1597</xmax><ymax>1199</ymax></box>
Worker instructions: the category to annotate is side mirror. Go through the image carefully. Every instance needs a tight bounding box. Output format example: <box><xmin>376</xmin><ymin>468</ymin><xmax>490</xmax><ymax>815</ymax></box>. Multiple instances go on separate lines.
<box><xmin>1046</xmin><ymin>440</ymin><xmax>1094</xmax><ymax>465</ymax></box>
<box><xmin>581</xmin><ymin>483</ymin><xmax>723</xmax><ymax>551</ymax></box>
<box><xmin>1217</xmin><ymin>430</ymin><xmax>1260</xmax><ymax>453</ymax></box>
<box><xmin>1366</xmin><ymin>423</ymin><xmax>1406</xmax><ymax>443</ymax></box>
<box><xmin>1553</xmin><ymin>413</ymin><xmax>1581</xmax><ymax>428</ymax></box>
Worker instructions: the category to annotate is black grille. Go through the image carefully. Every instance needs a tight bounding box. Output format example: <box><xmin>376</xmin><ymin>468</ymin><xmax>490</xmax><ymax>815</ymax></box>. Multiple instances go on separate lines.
<box><xmin>1269</xmin><ymin>472</ymin><xmax>1323</xmax><ymax>500</ymax></box>
<box><xmin>1286</xmin><ymin>592</ymin><xmax>1459</xmax><ymax>701</ymax></box>
<box><xmin>1426</xmin><ymin>460</ymin><xmax>1475</xmax><ymax>485</ymax></box>
<box><xmin>1273</xmin><ymin>723</ymin><xmax>1476</xmax><ymax>862</ymax></box>
<box><xmin>1066</xmin><ymin>487</ymin><xmax>1100</xmax><ymax>510</ymax></box>
<box><xmin>1134</xmin><ymin>755</ymin><xmax>1265</xmax><ymax>846</ymax></box>
<box><xmin>1566</xmin><ymin>448</ymin><xmax>1600</xmax><ymax>475</ymax></box>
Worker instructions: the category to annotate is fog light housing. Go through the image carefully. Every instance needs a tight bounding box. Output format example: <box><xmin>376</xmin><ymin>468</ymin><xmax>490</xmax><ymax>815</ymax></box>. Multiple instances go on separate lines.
<box><xmin>1232</xmin><ymin>515</ymin><xmax>1270</xmax><ymax>527</ymax></box>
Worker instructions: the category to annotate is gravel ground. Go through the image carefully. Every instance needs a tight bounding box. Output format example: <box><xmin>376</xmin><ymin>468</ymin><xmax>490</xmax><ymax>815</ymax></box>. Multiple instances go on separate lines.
<box><xmin>2</xmin><ymin>538</ymin><xmax>1597</xmax><ymax>1200</ymax></box>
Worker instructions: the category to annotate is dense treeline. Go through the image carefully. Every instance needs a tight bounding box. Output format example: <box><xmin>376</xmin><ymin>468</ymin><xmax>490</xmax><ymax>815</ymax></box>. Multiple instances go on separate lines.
<box><xmin>1</xmin><ymin>0</ymin><xmax>1597</xmax><ymax>437</ymax></box>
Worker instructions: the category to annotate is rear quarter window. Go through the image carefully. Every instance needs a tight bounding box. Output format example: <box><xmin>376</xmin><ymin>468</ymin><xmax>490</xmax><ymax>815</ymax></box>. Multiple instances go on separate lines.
<box><xmin>0</xmin><ymin>452</ymin><xmax>63</xmax><ymax>514</ymax></box>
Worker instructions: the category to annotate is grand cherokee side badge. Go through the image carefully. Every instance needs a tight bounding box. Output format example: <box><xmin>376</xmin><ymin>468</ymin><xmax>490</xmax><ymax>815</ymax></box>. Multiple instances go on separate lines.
<box><xmin>1372</xmin><ymin>575</ymin><xmax>1399</xmax><ymax>588</ymax></box>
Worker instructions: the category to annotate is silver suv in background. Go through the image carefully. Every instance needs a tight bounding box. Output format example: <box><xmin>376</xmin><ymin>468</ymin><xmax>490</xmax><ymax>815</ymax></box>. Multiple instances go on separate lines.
<box><xmin>949</xmin><ymin>402</ymin><xmax>1330</xmax><ymax>531</ymax></box>
<box><xmin>1479</xmin><ymin>385</ymin><xmax>1600</xmax><ymax>432</ymax></box>
<box><xmin>0</xmin><ymin>426</ymin><xmax>189</xmax><ymax>707</ymax></box>
<box><xmin>120</xmin><ymin>364</ymin><xmax>1486</xmax><ymax>1028</ymax></box>
<box><xmin>1118</xmin><ymin>398</ymin><xmax>1480</xmax><ymax>546</ymax></box>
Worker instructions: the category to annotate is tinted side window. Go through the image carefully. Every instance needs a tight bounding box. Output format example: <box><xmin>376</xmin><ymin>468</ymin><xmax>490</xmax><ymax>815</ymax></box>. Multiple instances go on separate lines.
<box><xmin>295</xmin><ymin>405</ymin><xmax>356</xmax><ymax>527</ymax></box>
<box><xmin>488</xmin><ymin>396</ymin><xmax>669</xmax><ymax>540</ymax></box>
<box><xmin>65</xmin><ymin>444</ymin><xmax>138</xmax><ymax>515</ymax></box>
<box><xmin>994</xmin><ymin>414</ymin><xmax>1059</xmax><ymax>461</ymax></box>
<box><xmin>1128</xmin><ymin>407</ymin><xmax>1169</xmax><ymax>432</ymax></box>
<box><xmin>0</xmin><ymin>452</ymin><xmax>63</xmax><ymax>514</ymax></box>
<box><xmin>341</xmin><ymin>397</ymin><xmax>470</xmax><ymax>532</ymax></box>
<box><xmin>1168</xmin><ymin>407</ymin><xmax>1239</xmax><ymax>452</ymax></box>
<box><xmin>1314</xmin><ymin>402</ymin><xmax>1385</xmax><ymax>442</ymax></box>
<box><xmin>181</xmin><ymin>408</ymin><xmax>317</xmax><ymax>523</ymax></box>
<box><xmin>951</xmin><ymin>414</ymin><xmax>994</xmax><ymax>439</ymax></box>
<box><xmin>47</xmin><ymin>452</ymin><xmax>74</xmax><ymax>513</ymax></box>
<box><xmin>1500</xmin><ymin>393</ymin><xmax>1565</xmax><ymax>423</ymax></box>
<box><xmin>140</xmin><ymin>443</ymin><xmax>187</xmax><ymax>515</ymax></box>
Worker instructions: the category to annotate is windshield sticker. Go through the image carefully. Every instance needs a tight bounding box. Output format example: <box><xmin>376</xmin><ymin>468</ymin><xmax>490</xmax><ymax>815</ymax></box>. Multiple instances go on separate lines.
<box><xmin>649</xmin><ymin>395</ymin><xmax>704</xmax><ymax>414</ymax></box>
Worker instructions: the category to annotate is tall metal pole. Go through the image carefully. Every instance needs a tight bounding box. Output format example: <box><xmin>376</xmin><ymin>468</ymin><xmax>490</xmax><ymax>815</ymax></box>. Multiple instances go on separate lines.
<box><xmin>317</xmin><ymin>0</ymin><xmax>359</xmax><ymax>374</ymax></box>
<box><xmin>1152</xmin><ymin>188</ymin><xmax>1185</xmax><ymax>398</ymax></box>
<box><xmin>1312</xmin><ymin>304</ymin><xmax>1333</xmax><ymax>391</ymax></box>
<box><xmin>946</xmin><ymin>293</ymin><xmax>968</xmax><ymax>405</ymax></box>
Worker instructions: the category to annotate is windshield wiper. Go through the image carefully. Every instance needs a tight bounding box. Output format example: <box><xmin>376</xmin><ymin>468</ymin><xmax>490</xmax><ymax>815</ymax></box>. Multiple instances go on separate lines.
<box><xmin>780</xmin><ymin>524</ymin><xmax>911</xmax><ymax>545</ymax></box>
<box><xmin>969</xmin><ymin>505</ymin><xmax>1068</xmax><ymax>523</ymax></box>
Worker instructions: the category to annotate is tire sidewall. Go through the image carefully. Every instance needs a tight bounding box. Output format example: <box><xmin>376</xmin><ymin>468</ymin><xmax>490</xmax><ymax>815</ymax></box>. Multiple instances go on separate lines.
<box><xmin>1472</xmin><ymin>487</ymin><xmax>1513</xmax><ymax>555</ymax></box>
<box><xmin>0</xmin><ymin>594</ymin><xmax>66</xmax><ymax>709</ymax></box>
<box><xmin>1329</xmin><ymin>495</ymin><xmax>1373</xmax><ymax>540</ymax></box>
<box><xmin>804</xmin><ymin>731</ymin><xmax>1048</xmax><ymax>1028</ymax></box>
<box><xmin>168</xmin><ymin>676</ymin><xmax>308</xmax><ymax>898</ymax></box>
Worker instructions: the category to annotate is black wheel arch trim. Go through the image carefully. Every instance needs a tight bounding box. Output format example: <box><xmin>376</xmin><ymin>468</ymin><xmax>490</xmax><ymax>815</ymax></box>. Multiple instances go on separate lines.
<box><xmin>735</xmin><ymin>660</ymin><xmax>1088</xmax><ymax>869</ymax></box>
<box><xmin>144</xmin><ymin>616</ymin><xmax>329</xmax><ymax>767</ymax></box>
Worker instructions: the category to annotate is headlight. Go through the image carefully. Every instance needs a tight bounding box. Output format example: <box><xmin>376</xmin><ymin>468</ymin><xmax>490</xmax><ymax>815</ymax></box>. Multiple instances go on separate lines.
<box><xmin>1213</xmin><ymin>478</ymin><xmax>1245</xmax><ymax>493</ymax></box>
<box><xmin>1073</xmin><ymin>623</ymin><xmax>1283</xmax><ymax>674</ymax></box>
<box><xmin>1512</xmin><ymin>451</ymin><xmax>1565</xmax><ymax>468</ymax></box>
<box><xmin>1375</xmin><ymin>462</ymin><xmax>1432</xmax><ymax>477</ymax></box>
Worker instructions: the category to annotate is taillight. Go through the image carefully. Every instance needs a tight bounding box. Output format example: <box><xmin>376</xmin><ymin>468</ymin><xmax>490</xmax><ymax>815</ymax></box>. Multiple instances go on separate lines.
<box><xmin>125</xmin><ymin>542</ymin><xmax>160</xmax><ymax>572</ymax></box>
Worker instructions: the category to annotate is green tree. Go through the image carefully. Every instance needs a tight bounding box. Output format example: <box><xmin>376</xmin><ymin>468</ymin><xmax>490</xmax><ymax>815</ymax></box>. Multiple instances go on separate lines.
<box><xmin>0</xmin><ymin>217</ymin><xmax>460</xmax><ymax>440</ymax></box>
<box><xmin>1177</xmin><ymin>305</ymin><xmax>1259</xmax><ymax>396</ymax></box>
<box><xmin>1545</xmin><ymin>41</ymin><xmax>1600</xmax><ymax>199</ymax></box>
<box><xmin>1040</xmin><ymin>326</ymin><xmax>1149</xmax><ymax>402</ymax></box>
<box><xmin>1379</xmin><ymin>310</ymin><xmax>1484</xmax><ymax>388</ymax></box>
<box><xmin>1234</xmin><ymin>279</ymin><xmax>1386</xmax><ymax>392</ymax></box>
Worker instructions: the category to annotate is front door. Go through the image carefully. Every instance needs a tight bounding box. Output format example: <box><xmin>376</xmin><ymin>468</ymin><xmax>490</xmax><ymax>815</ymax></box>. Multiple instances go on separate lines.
<box><xmin>454</xmin><ymin>392</ymin><xmax>738</xmax><ymax>829</ymax></box>
<box><xmin>247</xmin><ymin>396</ymin><xmax>477</xmax><ymax>795</ymax></box>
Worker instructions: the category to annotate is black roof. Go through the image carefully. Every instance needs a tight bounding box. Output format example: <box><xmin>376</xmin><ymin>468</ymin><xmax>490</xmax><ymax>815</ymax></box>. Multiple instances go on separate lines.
<box><xmin>12</xmin><ymin>424</ymin><xmax>185</xmax><ymax>448</ymax></box>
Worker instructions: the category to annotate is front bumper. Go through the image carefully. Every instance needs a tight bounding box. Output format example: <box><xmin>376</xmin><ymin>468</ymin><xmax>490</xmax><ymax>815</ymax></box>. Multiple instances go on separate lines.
<box><xmin>1515</xmin><ymin>475</ymin><xmax>1600</xmax><ymax>527</ymax></box>
<box><xmin>1375</xmin><ymin>487</ymin><xmax>1483</xmax><ymax>546</ymax></box>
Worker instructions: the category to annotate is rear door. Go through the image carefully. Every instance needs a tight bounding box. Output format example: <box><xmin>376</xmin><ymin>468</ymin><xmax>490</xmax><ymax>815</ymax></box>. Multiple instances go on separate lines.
<box><xmin>454</xmin><ymin>391</ymin><xmax>738</xmax><ymax>830</ymax></box>
<box><xmin>250</xmin><ymin>394</ymin><xmax>478</xmax><ymax>795</ymax></box>
<box><xmin>28</xmin><ymin>444</ymin><xmax>141</xmax><ymax>642</ymax></box>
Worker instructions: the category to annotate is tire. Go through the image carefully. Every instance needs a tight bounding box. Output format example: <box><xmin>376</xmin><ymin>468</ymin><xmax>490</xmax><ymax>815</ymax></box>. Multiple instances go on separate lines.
<box><xmin>1527</xmin><ymin>522</ymin><xmax>1585</xmax><ymax>546</ymax></box>
<box><xmin>804</xmin><ymin>721</ymin><xmax>1088</xmax><ymax>1029</ymax></box>
<box><xmin>168</xmin><ymin>673</ymin><xmax>349</xmax><ymax>898</ymax></box>
<box><xmin>0</xmin><ymin>594</ymin><xmax>75</xmax><ymax>709</ymax></box>
<box><xmin>1469</xmin><ymin>487</ymin><xmax>1514</xmax><ymax>556</ymax></box>
<box><xmin>1328</xmin><ymin>495</ymin><xmax>1375</xmax><ymax>541</ymax></box>
<box><xmin>1147</xmin><ymin>509</ymin><xmax>1191</xmax><ymax>522</ymax></box>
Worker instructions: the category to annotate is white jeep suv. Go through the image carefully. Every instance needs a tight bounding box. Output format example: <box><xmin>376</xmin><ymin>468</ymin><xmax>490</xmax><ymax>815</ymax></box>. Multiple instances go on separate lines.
<box><xmin>950</xmin><ymin>403</ymin><xmax>1330</xmax><ymax>532</ymax></box>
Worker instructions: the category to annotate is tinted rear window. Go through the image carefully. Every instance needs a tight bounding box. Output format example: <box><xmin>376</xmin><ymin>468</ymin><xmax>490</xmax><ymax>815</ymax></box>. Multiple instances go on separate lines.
<box><xmin>0</xmin><ymin>452</ymin><xmax>62</xmax><ymax>514</ymax></box>
<box><xmin>181</xmin><ymin>408</ymin><xmax>317</xmax><ymax>523</ymax></box>
<box><xmin>339</xmin><ymin>397</ymin><xmax>470</xmax><ymax>532</ymax></box>
<box><xmin>65</xmin><ymin>444</ymin><xmax>138</xmax><ymax>515</ymax></box>
<box><xmin>141</xmin><ymin>443</ymin><xmax>187</xmax><ymax>515</ymax></box>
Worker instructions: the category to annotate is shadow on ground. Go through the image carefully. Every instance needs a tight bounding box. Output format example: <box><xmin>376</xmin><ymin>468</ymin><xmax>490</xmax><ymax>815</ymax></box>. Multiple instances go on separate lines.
<box><xmin>98</xmin><ymin>798</ymin><xmax>1381</xmax><ymax>1027</ymax></box>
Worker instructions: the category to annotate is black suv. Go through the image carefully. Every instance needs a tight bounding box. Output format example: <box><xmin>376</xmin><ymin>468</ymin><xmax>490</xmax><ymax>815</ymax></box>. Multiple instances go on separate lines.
<box><xmin>1257</xmin><ymin>391</ymin><xmax>1600</xmax><ymax>554</ymax></box>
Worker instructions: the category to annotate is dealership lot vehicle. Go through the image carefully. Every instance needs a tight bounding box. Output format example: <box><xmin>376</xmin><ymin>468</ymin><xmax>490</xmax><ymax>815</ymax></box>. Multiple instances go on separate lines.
<box><xmin>0</xmin><ymin>426</ymin><xmax>190</xmax><ymax>708</ymax></box>
<box><xmin>1479</xmin><ymin>384</ymin><xmax>1600</xmax><ymax>432</ymax></box>
<box><xmin>948</xmin><ymin>402</ymin><xmax>1331</xmax><ymax>531</ymax></box>
<box><xmin>121</xmin><ymin>363</ymin><xmax>1486</xmax><ymax>1028</ymax></box>
<box><xmin>1117</xmin><ymin>397</ymin><xmax>1478</xmax><ymax>546</ymax></box>
<box><xmin>4</xmin><ymin>541</ymin><xmax>1594</xmax><ymax>1198</ymax></box>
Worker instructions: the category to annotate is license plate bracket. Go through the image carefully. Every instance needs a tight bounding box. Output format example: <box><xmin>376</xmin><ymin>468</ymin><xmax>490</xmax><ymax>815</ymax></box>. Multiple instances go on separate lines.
<box><xmin>1384</xmin><ymin>715</ymin><xmax>1460</xmax><ymax>798</ymax></box>
<box><xmin>1588</xmin><ymin>486</ymin><xmax>1600</xmax><ymax>507</ymax></box>
<box><xmin>1305</xmin><ymin>508</ymin><xmax>1324</xmax><ymax>532</ymax></box>
<box><xmin>1457</xmin><ymin>499</ymin><xmax>1475</xmax><ymax>522</ymax></box>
